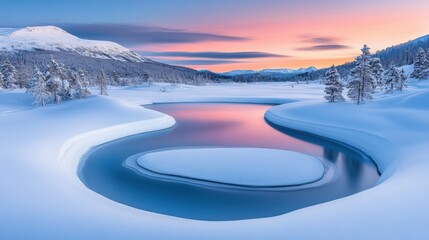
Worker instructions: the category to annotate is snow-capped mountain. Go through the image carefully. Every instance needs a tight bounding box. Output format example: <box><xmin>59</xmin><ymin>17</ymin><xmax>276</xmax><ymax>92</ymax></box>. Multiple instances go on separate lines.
<box><xmin>0</xmin><ymin>26</ymin><xmax>149</xmax><ymax>63</ymax></box>
<box><xmin>220</xmin><ymin>70</ymin><xmax>258</xmax><ymax>76</ymax></box>
<box><xmin>221</xmin><ymin>67</ymin><xmax>317</xmax><ymax>76</ymax></box>
<box><xmin>0</xmin><ymin>26</ymin><xmax>219</xmax><ymax>84</ymax></box>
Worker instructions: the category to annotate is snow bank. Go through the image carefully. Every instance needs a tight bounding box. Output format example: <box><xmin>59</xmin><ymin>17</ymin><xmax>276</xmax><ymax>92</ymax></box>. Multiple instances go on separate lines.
<box><xmin>264</xmin><ymin>87</ymin><xmax>429</xmax><ymax>239</ymax></box>
<box><xmin>0</xmin><ymin>90</ymin><xmax>34</xmax><ymax>113</ymax></box>
<box><xmin>128</xmin><ymin>148</ymin><xmax>326</xmax><ymax>188</ymax></box>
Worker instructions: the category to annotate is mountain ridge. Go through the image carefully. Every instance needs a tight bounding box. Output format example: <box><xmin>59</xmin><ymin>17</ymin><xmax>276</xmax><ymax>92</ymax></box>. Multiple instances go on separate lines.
<box><xmin>221</xmin><ymin>67</ymin><xmax>317</xmax><ymax>76</ymax></box>
<box><xmin>0</xmin><ymin>26</ymin><xmax>149</xmax><ymax>63</ymax></box>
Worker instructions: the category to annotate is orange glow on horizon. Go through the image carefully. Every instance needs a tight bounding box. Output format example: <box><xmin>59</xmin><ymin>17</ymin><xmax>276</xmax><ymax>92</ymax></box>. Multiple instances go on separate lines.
<box><xmin>134</xmin><ymin>0</ymin><xmax>429</xmax><ymax>72</ymax></box>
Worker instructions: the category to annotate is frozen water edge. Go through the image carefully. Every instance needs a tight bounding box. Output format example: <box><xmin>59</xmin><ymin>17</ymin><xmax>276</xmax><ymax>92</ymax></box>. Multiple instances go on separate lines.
<box><xmin>124</xmin><ymin>147</ymin><xmax>338</xmax><ymax>191</ymax></box>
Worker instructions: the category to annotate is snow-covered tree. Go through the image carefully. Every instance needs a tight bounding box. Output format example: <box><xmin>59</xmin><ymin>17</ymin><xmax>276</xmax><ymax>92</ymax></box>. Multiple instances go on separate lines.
<box><xmin>411</xmin><ymin>48</ymin><xmax>428</xmax><ymax>80</ymax></box>
<box><xmin>384</xmin><ymin>65</ymin><xmax>408</xmax><ymax>93</ymax></box>
<box><xmin>74</xmin><ymin>69</ymin><xmax>91</xmax><ymax>99</ymax></box>
<box><xmin>384</xmin><ymin>64</ymin><xmax>400</xmax><ymax>94</ymax></box>
<box><xmin>97</xmin><ymin>69</ymin><xmax>108</xmax><ymax>95</ymax></box>
<box><xmin>111</xmin><ymin>71</ymin><xmax>121</xmax><ymax>86</ymax></box>
<box><xmin>370</xmin><ymin>58</ymin><xmax>384</xmax><ymax>88</ymax></box>
<box><xmin>27</xmin><ymin>67</ymin><xmax>50</xmax><ymax>107</ymax></box>
<box><xmin>45</xmin><ymin>56</ymin><xmax>68</xmax><ymax>103</ymax></box>
<box><xmin>142</xmin><ymin>72</ymin><xmax>151</xmax><ymax>86</ymax></box>
<box><xmin>397</xmin><ymin>69</ymin><xmax>407</xmax><ymax>92</ymax></box>
<box><xmin>324</xmin><ymin>65</ymin><xmax>344</xmax><ymax>103</ymax></box>
<box><xmin>0</xmin><ymin>71</ymin><xmax>4</xmax><ymax>89</ymax></box>
<box><xmin>0</xmin><ymin>59</ymin><xmax>18</xmax><ymax>89</ymax></box>
<box><xmin>347</xmin><ymin>45</ymin><xmax>376</xmax><ymax>105</ymax></box>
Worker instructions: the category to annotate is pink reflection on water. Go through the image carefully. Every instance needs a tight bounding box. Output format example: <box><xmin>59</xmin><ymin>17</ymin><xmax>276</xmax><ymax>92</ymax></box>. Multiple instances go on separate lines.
<box><xmin>154</xmin><ymin>103</ymin><xmax>323</xmax><ymax>155</ymax></box>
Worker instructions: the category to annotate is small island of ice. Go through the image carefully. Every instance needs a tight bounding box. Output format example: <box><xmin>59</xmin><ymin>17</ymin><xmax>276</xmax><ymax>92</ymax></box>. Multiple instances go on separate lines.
<box><xmin>133</xmin><ymin>148</ymin><xmax>326</xmax><ymax>187</ymax></box>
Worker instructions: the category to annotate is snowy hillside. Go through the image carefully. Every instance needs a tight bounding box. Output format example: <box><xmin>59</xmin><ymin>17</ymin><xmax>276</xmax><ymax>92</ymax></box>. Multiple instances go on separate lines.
<box><xmin>222</xmin><ymin>67</ymin><xmax>316</xmax><ymax>76</ymax></box>
<box><xmin>0</xmin><ymin>26</ymin><xmax>149</xmax><ymax>63</ymax></box>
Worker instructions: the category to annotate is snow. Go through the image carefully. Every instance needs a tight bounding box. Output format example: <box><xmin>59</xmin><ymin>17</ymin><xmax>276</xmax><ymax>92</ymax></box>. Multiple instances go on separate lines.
<box><xmin>129</xmin><ymin>148</ymin><xmax>326</xmax><ymax>188</ymax></box>
<box><xmin>105</xmin><ymin>82</ymin><xmax>325</xmax><ymax>105</ymax></box>
<box><xmin>0</xmin><ymin>26</ymin><xmax>148</xmax><ymax>62</ymax></box>
<box><xmin>0</xmin><ymin>80</ymin><xmax>429</xmax><ymax>239</ymax></box>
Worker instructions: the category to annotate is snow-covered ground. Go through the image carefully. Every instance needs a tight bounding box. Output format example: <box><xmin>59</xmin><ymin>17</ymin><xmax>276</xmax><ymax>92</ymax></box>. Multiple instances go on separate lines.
<box><xmin>0</xmin><ymin>80</ymin><xmax>428</xmax><ymax>239</ymax></box>
<box><xmin>128</xmin><ymin>148</ymin><xmax>326</xmax><ymax>188</ymax></box>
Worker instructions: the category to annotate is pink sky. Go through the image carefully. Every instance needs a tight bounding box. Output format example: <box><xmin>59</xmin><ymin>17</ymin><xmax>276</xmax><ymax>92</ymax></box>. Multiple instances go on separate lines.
<box><xmin>133</xmin><ymin>0</ymin><xmax>429</xmax><ymax>72</ymax></box>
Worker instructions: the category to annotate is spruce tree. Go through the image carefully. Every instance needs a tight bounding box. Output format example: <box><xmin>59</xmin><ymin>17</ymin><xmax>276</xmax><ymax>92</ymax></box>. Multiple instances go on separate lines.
<box><xmin>28</xmin><ymin>67</ymin><xmax>50</xmax><ymax>107</ymax></box>
<box><xmin>324</xmin><ymin>65</ymin><xmax>344</xmax><ymax>103</ymax></box>
<box><xmin>411</xmin><ymin>48</ymin><xmax>428</xmax><ymax>80</ymax></box>
<box><xmin>75</xmin><ymin>69</ymin><xmax>91</xmax><ymax>99</ymax></box>
<box><xmin>112</xmin><ymin>71</ymin><xmax>121</xmax><ymax>86</ymax></box>
<box><xmin>0</xmin><ymin>59</ymin><xmax>18</xmax><ymax>89</ymax></box>
<box><xmin>45</xmin><ymin>56</ymin><xmax>68</xmax><ymax>103</ymax></box>
<box><xmin>142</xmin><ymin>71</ymin><xmax>150</xmax><ymax>86</ymax></box>
<box><xmin>370</xmin><ymin>58</ymin><xmax>384</xmax><ymax>88</ymax></box>
<box><xmin>97</xmin><ymin>69</ymin><xmax>108</xmax><ymax>95</ymax></box>
<box><xmin>384</xmin><ymin>64</ymin><xmax>400</xmax><ymax>94</ymax></box>
<box><xmin>0</xmin><ymin>71</ymin><xmax>4</xmax><ymax>89</ymax></box>
<box><xmin>347</xmin><ymin>45</ymin><xmax>375</xmax><ymax>104</ymax></box>
<box><xmin>397</xmin><ymin>69</ymin><xmax>407</xmax><ymax>92</ymax></box>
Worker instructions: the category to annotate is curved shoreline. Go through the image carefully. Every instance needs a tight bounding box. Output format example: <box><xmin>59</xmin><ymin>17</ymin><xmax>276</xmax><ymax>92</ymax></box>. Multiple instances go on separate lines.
<box><xmin>58</xmin><ymin>115</ymin><xmax>176</xmax><ymax>184</ymax></box>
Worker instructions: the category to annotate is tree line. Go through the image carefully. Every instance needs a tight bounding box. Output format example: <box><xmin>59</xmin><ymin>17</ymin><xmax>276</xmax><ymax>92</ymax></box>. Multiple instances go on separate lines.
<box><xmin>324</xmin><ymin>44</ymin><xmax>414</xmax><ymax>104</ymax></box>
<box><xmin>0</xmin><ymin>56</ymin><xmax>123</xmax><ymax>106</ymax></box>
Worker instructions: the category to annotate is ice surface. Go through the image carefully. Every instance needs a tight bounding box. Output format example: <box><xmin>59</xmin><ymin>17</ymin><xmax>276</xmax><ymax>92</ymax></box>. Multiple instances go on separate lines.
<box><xmin>135</xmin><ymin>148</ymin><xmax>325</xmax><ymax>187</ymax></box>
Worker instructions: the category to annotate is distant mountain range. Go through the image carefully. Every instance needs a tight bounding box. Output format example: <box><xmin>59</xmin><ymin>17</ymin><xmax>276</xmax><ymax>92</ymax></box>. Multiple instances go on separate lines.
<box><xmin>220</xmin><ymin>67</ymin><xmax>317</xmax><ymax>77</ymax></box>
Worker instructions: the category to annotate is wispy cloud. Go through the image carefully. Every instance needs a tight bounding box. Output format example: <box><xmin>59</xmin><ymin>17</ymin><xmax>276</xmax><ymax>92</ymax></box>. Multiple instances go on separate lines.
<box><xmin>152</xmin><ymin>58</ymin><xmax>245</xmax><ymax>66</ymax></box>
<box><xmin>296</xmin><ymin>34</ymin><xmax>350</xmax><ymax>51</ymax></box>
<box><xmin>296</xmin><ymin>44</ymin><xmax>350</xmax><ymax>51</ymax></box>
<box><xmin>299</xmin><ymin>34</ymin><xmax>339</xmax><ymax>44</ymax></box>
<box><xmin>60</xmin><ymin>23</ymin><xmax>249</xmax><ymax>46</ymax></box>
<box><xmin>142</xmin><ymin>51</ymin><xmax>289</xmax><ymax>59</ymax></box>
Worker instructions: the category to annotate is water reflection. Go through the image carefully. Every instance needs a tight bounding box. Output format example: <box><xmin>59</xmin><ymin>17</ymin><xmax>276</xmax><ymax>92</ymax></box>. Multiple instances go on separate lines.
<box><xmin>78</xmin><ymin>103</ymin><xmax>379</xmax><ymax>221</ymax></box>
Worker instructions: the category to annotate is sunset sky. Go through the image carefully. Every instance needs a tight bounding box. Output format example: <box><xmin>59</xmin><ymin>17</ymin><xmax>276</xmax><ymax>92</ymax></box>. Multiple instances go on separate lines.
<box><xmin>2</xmin><ymin>0</ymin><xmax>429</xmax><ymax>72</ymax></box>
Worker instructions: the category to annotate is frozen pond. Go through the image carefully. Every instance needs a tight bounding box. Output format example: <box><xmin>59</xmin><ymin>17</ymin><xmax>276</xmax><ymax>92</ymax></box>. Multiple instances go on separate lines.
<box><xmin>78</xmin><ymin>103</ymin><xmax>379</xmax><ymax>221</ymax></box>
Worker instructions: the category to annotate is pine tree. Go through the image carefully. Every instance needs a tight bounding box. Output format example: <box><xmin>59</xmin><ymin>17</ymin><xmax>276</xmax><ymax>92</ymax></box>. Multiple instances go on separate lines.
<box><xmin>27</xmin><ymin>67</ymin><xmax>50</xmax><ymax>107</ymax></box>
<box><xmin>370</xmin><ymin>58</ymin><xmax>384</xmax><ymax>88</ymax></box>
<box><xmin>0</xmin><ymin>71</ymin><xmax>4</xmax><ymax>89</ymax></box>
<box><xmin>324</xmin><ymin>65</ymin><xmax>345</xmax><ymax>103</ymax></box>
<box><xmin>384</xmin><ymin>64</ymin><xmax>400</xmax><ymax>94</ymax></box>
<box><xmin>142</xmin><ymin>72</ymin><xmax>150</xmax><ymax>86</ymax></box>
<box><xmin>397</xmin><ymin>69</ymin><xmax>407</xmax><ymax>92</ymax></box>
<box><xmin>45</xmin><ymin>56</ymin><xmax>68</xmax><ymax>103</ymax></box>
<box><xmin>112</xmin><ymin>71</ymin><xmax>121</xmax><ymax>86</ymax></box>
<box><xmin>75</xmin><ymin>69</ymin><xmax>91</xmax><ymax>99</ymax></box>
<box><xmin>97</xmin><ymin>69</ymin><xmax>108</xmax><ymax>95</ymax></box>
<box><xmin>0</xmin><ymin>59</ymin><xmax>18</xmax><ymax>89</ymax></box>
<box><xmin>347</xmin><ymin>45</ymin><xmax>376</xmax><ymax>104</ymax></box>
<box><xmin>411</xmin><ymin>48</ymin><xmax>428</xmax><ymax>79</ymax></box>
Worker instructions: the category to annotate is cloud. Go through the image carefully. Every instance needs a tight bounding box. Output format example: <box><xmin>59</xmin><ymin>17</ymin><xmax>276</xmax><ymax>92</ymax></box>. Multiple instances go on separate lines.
<box><xmin>297</xmin><ymin>34</ymin><xmax>350</xmax><ymax>51</ymax></box>
<box><xmin>152</xmin><ymin>58</ymin><xmax>244</xmax><ymax>66</ymax></box>
<box><xmin>60</xmin><ymin>23</ymin><xmax>249</xmax><ymax>46</ymax></box>
<box><xmin>141</xmin><ymin>51</ymin><xmax>289</xmax><ymax>59</ymax></box>
<box><xmin>299</xmin><ymin>34</ymin><xmax>339</xmax><ymax>44</ymax></box>
<box><xmin>296</xmin><ymin>44</ymin><xmax>350</xmax><ymax>51</ymax></box>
